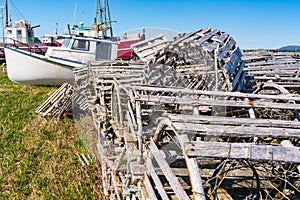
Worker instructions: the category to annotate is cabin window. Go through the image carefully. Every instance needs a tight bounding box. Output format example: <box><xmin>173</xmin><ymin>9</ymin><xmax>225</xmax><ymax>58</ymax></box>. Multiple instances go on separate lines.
<box><xmin>16</xmin><ymin>30</ymin><xmax>22</xmax><ymax>39</ymax></box>
<box><xmin>7</xmin><ymin>30</ymin><xmax>12</xmax><ymax>35</ymax></box>
<box><xmin>95</xmin><ymin>42</ymin><xmax>111</xmax><ymax>60</ymax></box>
<box><xmin>71</xmin><ymin>39</ymin><xmax>89</xmax><ymax>51</ymax></box>
<box><xmin>61</xmin><ymin>38</ymin><xmax>71</xmax><ymax>48</ymax></box>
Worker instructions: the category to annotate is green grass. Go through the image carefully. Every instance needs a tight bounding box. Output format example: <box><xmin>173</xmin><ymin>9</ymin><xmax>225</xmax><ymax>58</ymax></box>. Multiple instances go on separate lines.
<box><xmin>0</xmin><ymin>72</ymin><xmax>102</xmax><ymax>199</ymax></box>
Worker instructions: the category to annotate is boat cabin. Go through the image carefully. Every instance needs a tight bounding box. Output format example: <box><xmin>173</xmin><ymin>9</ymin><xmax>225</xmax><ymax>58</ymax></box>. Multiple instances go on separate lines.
<box><xmin>45</xmin><ymin>36</ymin><xmax>118</xmax><ymax>64</ymax></box>
<box><xmin>5</xmin><ymin>20</ymin><xmax>41</xmax><ymax>44</ymax></box>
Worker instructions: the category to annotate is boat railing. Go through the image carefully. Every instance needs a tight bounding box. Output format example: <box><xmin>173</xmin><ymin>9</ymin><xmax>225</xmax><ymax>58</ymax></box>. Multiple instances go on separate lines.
<box><xmin>5</xmin><ymin>37</ymin><xmax>49</xmax><ymax>54</ymax></box>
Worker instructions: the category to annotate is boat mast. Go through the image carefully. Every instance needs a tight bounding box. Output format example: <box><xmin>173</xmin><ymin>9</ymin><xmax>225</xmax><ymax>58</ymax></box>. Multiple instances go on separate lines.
<box><xmin>105</xmin><ymin>0</ymin><xmax>113</xmax><ymax>36</ymax></box>
<box><xmin>96</xmin><ymin>0</ymin><xmax>113</xmax><ymax>37</ymax></box>
<box><xmin>5</xmin><ymin>0</ymin><xmax>8</xmax><ymax>27</ymax></box>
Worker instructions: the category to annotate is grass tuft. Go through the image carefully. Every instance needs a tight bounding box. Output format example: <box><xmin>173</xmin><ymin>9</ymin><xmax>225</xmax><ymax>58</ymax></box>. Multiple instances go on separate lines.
<box><xmin>0</xmin><ymin>73</ymin><xmax>102</xmax><ymax>199</ymax></box>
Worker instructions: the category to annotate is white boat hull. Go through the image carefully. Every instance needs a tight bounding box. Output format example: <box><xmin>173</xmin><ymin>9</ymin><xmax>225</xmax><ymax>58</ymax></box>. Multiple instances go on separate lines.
<box><xmin>4</xmin><ymin>46</ymin><xmax>83</xmax><ymax>86</ymax></box>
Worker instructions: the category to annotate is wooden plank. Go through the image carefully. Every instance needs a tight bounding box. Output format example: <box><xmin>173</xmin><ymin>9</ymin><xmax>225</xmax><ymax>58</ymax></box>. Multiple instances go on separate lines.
<box><xmin>131</xmin><ymin>34</ymin><xmax>166</xmax><ymax>48</ymax></box>
<box><xmin>172</xmin><ymin>28</ymin><xmax>210</xmax><ymax>46</ymax></box>
<box><xmin>111</xmin><ymin>172</ymin><xmax>122</xmax><ymax>200</ymax></box>
<box><xmin>149</xmin><ymin>142</ymin><xmax>190</xmax><ymax>199</ymax></box>
<box><xmin>178</xmin><ymin>135</ymin><xmax>206</xmax><ymax>200</ymax></box>
<box><xmin>224</xmin><ymin>47</ymin><xmax>242</xmax><ymax>75</ymax></box>
<box><xmin>137</xmin><ymin>94</ymin><xmax>300</xmax><ymax>110</ymax></box>
<box><xmin>182</xmin><ymin>27</ymin><xmax>211</xmax><ymax>43</ymax></box>
<box><xmin>217</xmin><ymin>37</ymin><xmax>236</xmax><ymax>59</ymax></box>
<box><xmin>196</xmin><ymin>29</ymin><xmax>220</xmax><ymax>46</ymax></box>
<box><xmin>168</xmin><ymin>114</ymin><xmax>300</xmax><ymax>129</ymax></box>
<box><xmin>146</xmin><ymin>157</ymin><xmax>170</xmax><ymax>200</ymax></box>
<box><xmin>130</xmin><ymin>34</ymin><xmax>168</xmax><ymax>62</ymax></box>
<box><xmin>211</xmin><ymin>32</ymin><xmax>229</xmax><ymax>43</ymax></box>
<box><xmin>252</xmin><ymin>76</ymin><xmax>300</xmax><ymax>81</ymax></box>
<box><xmin>203</xmin><ymin>41</ymin><xmax>220</xmax><ymax>53</ymax></box>
<box><xmin>281</xmin><ymin>140</ymin><xmax>300</xmax><ymax>173</ymax></box>
<box><xmin>131</xmin><ymin>85</ymin><xmax>300</xmax><ymax>102</ymax></box>
<box><xmin>236</xmin><ymin>71</ymin><xmax>246</xmax><ymax>91</ymax></box>
<box><xmin>172</xmin><ymin>122</ymin><xmax>300</xmax><ymax>139</ymax></box>
<box><xmin>244</xmin><ymin>63</ymin><xmax>300</xmax><ymax>71</ymax></box>
<box><xmin>143</xmin><ymin>174</ymin><xmax>159</xmax><ymax>200</ymax></box>
<box><xmin>245</xmin><ymin>59</ymin><xmax>297</xmax><ymax>67</ymax></box>
<box><xmin>247</xmin><ymin>70</ymin><xmax>299</xmax><ymax>76</ymax></box>
<box><xmin>231</xmin><ymin>61</ymin><xmax>245</xmax><ymax>90</ymax></box>
<box><xmin>185</xmin><ymin>141</ymin><xmax>300</xmax><ymax>163</ymax></box>
<box><xmin>133</xmin><ymin>39</ymin><xmax>168</xmax><ymax>53</ymax></box>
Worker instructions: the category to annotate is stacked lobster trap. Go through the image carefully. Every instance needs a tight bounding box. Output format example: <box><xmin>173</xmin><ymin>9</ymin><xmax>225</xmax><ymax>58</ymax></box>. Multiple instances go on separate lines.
<box><xmin>71</xmin><ymin>28</ymin><xmax>300</xmax><ymax>199</ymax></box>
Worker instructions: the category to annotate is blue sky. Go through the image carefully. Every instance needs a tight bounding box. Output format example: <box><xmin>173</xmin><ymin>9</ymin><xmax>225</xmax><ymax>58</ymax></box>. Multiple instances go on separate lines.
<box><xmin>3</xmin><ymin>0</ymin><xmax>300</xmax><ymax>49</ymax></box>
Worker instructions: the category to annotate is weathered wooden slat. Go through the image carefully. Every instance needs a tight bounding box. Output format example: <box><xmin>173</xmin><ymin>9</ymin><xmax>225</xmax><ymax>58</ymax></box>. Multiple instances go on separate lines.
<box><xmin>196</xmin><ymin>29</ymin><xmax>220</xmax><ymax>46</ymax></box>
<box><xmin>91</xmin><ymin>68</ymin><xmax>144</xmax><ymax>72</ymax></box>
<box><xmin>281</xmin><ymin>140</ymin><xmax>300</xmax><ymax>173</ymax></box>
<box><xmin>36</xmin><ymin>83</ymin><xmax>74</xmax><ymax>119</ymax></box>
<box><xmin>172</xmin><ymin>28</ymin><xmax>210</xmax><ymax>46</ymax></box>
<box><xmin>245</xmin><ymin>60</ymin><xmax>297</xmax><ymax>67</ymax></box>
<box><xmin>131</xmin><ymin>34</ymin><xmax>168</xmax><ymax>62</ymax></box>
<box><xmin>252</xmin><ymin>76</ymin><xmax>300</xmax><ymax>81</ymax></box>
<box><xmin>131</xmin><ymin>34</ymin><xmax>165</xmax><ymax>48</ymax></box>
<box><xmin>248</xmin><ymin>70</ymin><xmax>299</xmax><ymax>76</ymax></box>
<box><xmin>168</xmin><ymin>114</ymin><xmax>300</xmax><ymax>129</ymax></box>
<box><xmin>146</xmin><ymin>157</ymin><xmax>170</xmax><ymax>200</ymax></box>
<box><xmin>134</xmin><ymin>39</ymin><xmax>168</xmax><ymax>54</ymax></box>
<box><xmin>137</xmin><ymin>94</ymin><xmax>300</xmax><ymax>110</ymax></box>
<box><xmin>242</xmin><ymin>55</ymin><xmax>271</xmax><ymax>62</ymax></box>
<box><xmin>202</xmin><ymin>41</ymin><xmax>219</xmax><ymax>52</ymax></box>
<box><xmin>217</xmin><ymin>37</ymin><xmax>236</xmax><ymax>59</ymax></box>
<box><xmin>172</xmin><ymin>122</ymin><xmax>300</xmax><ymax>138</ymax></box>
<box><xmin>211</xmin><ymin>32</ymin><xmax>229</xmax><ymax>43</ymax></box>
<box><xmin>185</xmin><ymin>141</ymin><xmax>300</xmax><ymax>163</ymax></box>
<box><xmin>236</xmin><ymin>71</ymin><xmax>247</xmax><ymax>91</ymax></box>
<box><xmin>182</xmin><ymin>27</ymin><xmax>211</xmax><ymax>44</ymax></box>
<box><xmin>111</xmin><ymin>172</ymin><xmax>122</xmax><ymax>200</ymax></box>
<box><xmin>231</xmin><ymin>62</ymin><xmax>245</xmax><ymax>90</ymax></box>
<box><xmin>223</xmin><ymin>48</ymin><xmax>242</xmax><ymax>76</ymax></box>
<box><xmin>143</xmin><ymin>174</ymin><xmax>158</xmax><ymax>200</ymax></box>
<box><xmin>178</xmin><ymin>135</ymin><xmax>206</xmax><ymax>200</ymax></box>
<box><xmin>131</xmin><ymin>85</ymin><xmax>300</xmax><ymax>102</ymax></box>
<box><xmin>244</xmin><ymin>64</ymin><xmax>300</xmax><ymax>71</ymax></box>
<box><xmin>149</xmin><ymin>142</ymin><xmax>190</xmax><ymax>199</ymax></box>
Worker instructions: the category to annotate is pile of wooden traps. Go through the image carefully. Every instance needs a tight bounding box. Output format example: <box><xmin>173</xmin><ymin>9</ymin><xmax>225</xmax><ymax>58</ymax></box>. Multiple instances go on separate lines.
<box><xmin>40</xmin><ymin>27</ymin><xmax>300</xmax><ymax>199</ymax></box>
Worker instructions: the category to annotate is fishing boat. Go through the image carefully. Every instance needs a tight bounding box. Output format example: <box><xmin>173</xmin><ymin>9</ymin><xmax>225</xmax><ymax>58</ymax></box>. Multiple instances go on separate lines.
<box><xmin>0</xmin><ymin>0</ymin><xmax>55</xmax><ymax>63</ymax></box>
<box><xmin>4</xmin><ymin>0</ymin><xmax>144</xmax><ymax>86</ymax></box>
<box><xmin>5</xmin><ymin>35</ymin><xmax>118</xmax><ymax>85</ymax></box>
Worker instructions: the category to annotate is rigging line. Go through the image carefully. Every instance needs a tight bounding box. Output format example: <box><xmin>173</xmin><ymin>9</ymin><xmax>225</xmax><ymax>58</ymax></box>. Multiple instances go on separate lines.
<box><xmin>10</xmin><ymin>0</ymin><xmax>25</xmax><ymax>20</ymax></box>
<box><xmin>78</xmin><ymin>9</ymin><xmax>85</xmax><ymax>20</ymax></box>
<box><xmin>78</xmin><ymin>1</ymin><xmax>92</xmax><ymax>22</ymax></box>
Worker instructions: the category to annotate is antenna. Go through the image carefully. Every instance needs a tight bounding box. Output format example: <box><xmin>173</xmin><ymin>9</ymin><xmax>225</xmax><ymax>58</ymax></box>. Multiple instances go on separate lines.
<box><xmin>55</xmin><ymin>23</ymin><xmax>58</xmax><ymax>35</ymax></box>
<box><xmin>73</xmin><ymin>2</ymin><xmax>77</xmax><ymax>25</ymax></box>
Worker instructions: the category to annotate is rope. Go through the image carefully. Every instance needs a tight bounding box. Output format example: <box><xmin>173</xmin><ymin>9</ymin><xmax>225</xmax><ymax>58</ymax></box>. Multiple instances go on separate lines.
<box><xmin>122</xmin><ymin>158</ymin><xmax>139</xmax><ymax>200</ymax></box>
